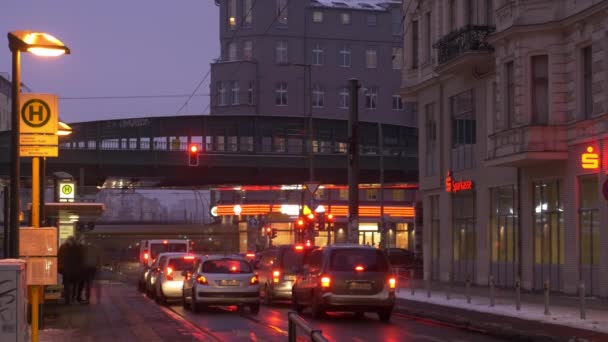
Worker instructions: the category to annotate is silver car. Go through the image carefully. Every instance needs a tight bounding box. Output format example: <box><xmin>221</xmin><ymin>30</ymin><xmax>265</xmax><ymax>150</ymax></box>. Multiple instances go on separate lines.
<box><xmin>144</xmin><ymin>252</ymin><xmax>182</xmax><ymax>298</ymax></box>
<box><xmin>182</xmin><ymin>255</ymin><xmax>260</xmax><ymax>314</ymax></box>
<box><xmin>155</xmin><ymin>253</ymin><xmax>201</xmax><ymax>304</ymax></box>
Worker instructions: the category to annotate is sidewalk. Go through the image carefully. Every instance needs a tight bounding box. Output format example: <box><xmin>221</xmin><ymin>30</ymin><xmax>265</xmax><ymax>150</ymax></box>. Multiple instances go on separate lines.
<box><xmin>40</xmin><ymin>281</ymin><xmax>204</xmax><ymax>342</ymax></box>
<box><xmin>395</xmin><ymin>280</ymin><xmax>608</xmax><ymax>341</ymax></box>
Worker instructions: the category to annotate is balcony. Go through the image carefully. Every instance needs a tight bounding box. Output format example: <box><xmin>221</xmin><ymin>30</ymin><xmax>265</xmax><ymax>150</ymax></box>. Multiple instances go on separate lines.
<box><xmin>433</xmin><ymin>25</ymin><xmax>496</xmax><ymax>67</ymax></box>
<box><xmin>485</xmin><ymin>125</ymin><xmax>568</xmax><ymax>167</ymax></box>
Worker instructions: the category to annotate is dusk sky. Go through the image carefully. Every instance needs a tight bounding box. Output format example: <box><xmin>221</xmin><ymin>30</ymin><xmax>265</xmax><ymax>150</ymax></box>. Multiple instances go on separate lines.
<box><xmin>1</xmin><ymin>0</ymin><xmax>219</xmax><ymax>123</ymax></box>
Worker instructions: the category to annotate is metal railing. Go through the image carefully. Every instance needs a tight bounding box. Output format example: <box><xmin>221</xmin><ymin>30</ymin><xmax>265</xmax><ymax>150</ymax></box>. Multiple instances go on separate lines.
<box><xmin>288</xmin><ymin>311</ymin><xmax>329</xmax><ymax>342</ymax></box>
<box><xmin>433</xmin><ymin>25</ymin><xmax>495</xmax><ymax>65</ymax></box>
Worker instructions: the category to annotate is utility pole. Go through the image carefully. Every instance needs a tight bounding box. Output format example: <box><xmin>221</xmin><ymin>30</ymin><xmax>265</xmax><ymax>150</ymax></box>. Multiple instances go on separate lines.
<box><xmin>347</xmin><ymin>79</ymin><xmax>360</xmax><ymax>244</ymax></box>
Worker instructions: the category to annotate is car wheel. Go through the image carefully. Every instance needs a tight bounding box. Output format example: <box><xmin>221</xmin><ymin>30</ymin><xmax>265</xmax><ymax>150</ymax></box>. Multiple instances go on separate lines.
<box><xmin>263</xmin><ymin>284</ymin><xmax>273</xmax><ymax>306</ymax></box>
<box><xmin>311</xmin><ymin>292</ymin><xmax>324</xmax><ymax>319</ymax></box>
<box><xmin>182</xmin><ymin>290</ymin><xmax>189</xmax><ymax>309</ymax></box>
<box><xmin>249</xmin><ymin>304</ymin><xmax>260</xmax><ymax>314</ymax></box>
<box><xmin>378</xmin><ymin>308</ymin><xmax>392</xmax><ymax>322</ymax></box>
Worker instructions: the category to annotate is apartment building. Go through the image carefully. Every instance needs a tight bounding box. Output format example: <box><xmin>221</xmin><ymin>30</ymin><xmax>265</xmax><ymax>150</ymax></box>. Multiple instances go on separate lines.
<box><xmin>0</xmin><ymin>73</ymin><xmax>10</xmax><ymax>131</ymax></box>
<box><xmin>402</xmin><ymin>0</ymin><xmax>608</xmax><ymax>297</ymax></box>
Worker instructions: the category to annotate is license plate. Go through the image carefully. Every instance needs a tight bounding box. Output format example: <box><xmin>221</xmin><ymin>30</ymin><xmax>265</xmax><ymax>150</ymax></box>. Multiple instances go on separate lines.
<box><xmin>349</xmin><ymin>282</ymin><xmax>372</xmax><ymax>290</ymax></box>
<box><xmin>219</xmin><ymin>279</ymin><xmax>240</xmax><ymax>286</ymax></box>
<box><xmin>284</xmin><ymin>275</ymin><xmax>296</xmax><ymax>281</ymax></box>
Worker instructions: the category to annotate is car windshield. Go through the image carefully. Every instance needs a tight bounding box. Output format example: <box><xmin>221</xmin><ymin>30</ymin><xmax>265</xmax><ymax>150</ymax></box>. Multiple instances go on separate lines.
<box><xmin>201</xmin><ymin>259</ymin><xmax>252</xmax><ymax>274</ymax></box>
<box><xmin>281</xmin><ymin>249</ymin><xmax>307</xmax><ymax>273</ymax></box>
<box><xmin>168</xmin><ymin>258</ymin><xmax>195</xmax><ymax>271</ymax></box>
<box><xmin>329</xmin><ymin>249</ymin><xmax>390</xmax><ymax>272</ymax></box>
<box><xmin>150</xmin><ymin>243</ymin><xmax>187</xmax><ymax>259</ymax></box>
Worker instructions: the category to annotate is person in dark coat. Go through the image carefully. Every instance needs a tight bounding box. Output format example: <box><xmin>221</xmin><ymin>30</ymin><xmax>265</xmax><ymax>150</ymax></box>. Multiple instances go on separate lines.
<box><xmin>58</xmin><ymin>236</ymin><xmax>83</xmax><ymax>304</ymax></box>
<box><xmin>78</xmin><ymin>242</ymin><xmax>100</xmax><ymax>304</ymax></box>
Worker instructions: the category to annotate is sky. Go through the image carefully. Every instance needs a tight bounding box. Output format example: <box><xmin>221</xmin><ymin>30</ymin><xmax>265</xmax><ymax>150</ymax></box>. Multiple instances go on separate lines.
<box><xmin>1</xmin><ymin>0</ymin><xmax>219</xmax><ymax>123</ymax></box>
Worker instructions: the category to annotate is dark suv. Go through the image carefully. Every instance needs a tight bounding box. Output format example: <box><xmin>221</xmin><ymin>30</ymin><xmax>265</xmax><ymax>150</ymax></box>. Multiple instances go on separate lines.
<box><xmin>292</xmin><ymin>245</ymin><xmax>396</xmax><ymax>321</ymax></box>
<box><xmin>255</xmin><ymin>244</ymin><xmax>315</xmax><ymax>305</ymax></box>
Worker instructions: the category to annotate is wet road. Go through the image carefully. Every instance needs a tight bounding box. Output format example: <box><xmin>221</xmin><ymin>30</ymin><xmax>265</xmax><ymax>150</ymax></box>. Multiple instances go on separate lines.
<box><xmin>162</xmin><ymin>299</ymin><xmax>504</xmax><ymax>342</ymax></box>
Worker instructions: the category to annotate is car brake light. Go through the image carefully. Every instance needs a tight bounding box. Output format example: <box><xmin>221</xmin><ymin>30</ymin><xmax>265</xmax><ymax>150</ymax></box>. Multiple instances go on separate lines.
<box><xmin>320</xmin><ymin>276</ymin><xmax>331</xmax><ymax>289</ymax></box>
<box><xmin>305</xmin><ymin>240</ymin><xmax>311</xmax><ymax>246</ymax></box>
<box><xmin>166</xmin><ymin>267</ymin><xmax>173</xmax><ymax>281</ymax></box>
<box><xmin>197</xmin><ymin>275</ymin><xmax>208</xmax><ymax>285</ymax></box>
<box><xmin>355</xmin><ymin>265</ymin><xmax>365</xmax><ymax>272</ymax></box>
<box><xmin>388</xmin><ymin>277</ymin><xmax>396</xmax><ymax>289</ymax></box>
<box><xmin>250</xmin><ymin>275</ymin><xmax>259</xmax><ymax>285</ymax></box>
<box><xmin>295</xmin><ymin>245</ymin><xmax>304</xmax><ymax>251</ymax></box>
<box><xmin>163</xmin><ymin>240</ymin><xmax>168</xmax><ymax>244</ymax></box>
<box><xmin>184</xmin><ymin>255</ymin><xmax>195</xmax><ymax>260</ymax></box>
<box><xmin>246</xmin><ymin>253</ymin><xmax>255</xmax><ymax>258</ymax></box>
<box><xmin>272</xmin><ymin>270</ymin><xmax>280</xmax><ymax>283</ymax></box>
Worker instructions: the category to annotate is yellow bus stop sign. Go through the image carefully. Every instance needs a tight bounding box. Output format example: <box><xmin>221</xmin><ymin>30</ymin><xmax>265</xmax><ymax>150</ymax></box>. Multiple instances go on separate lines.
<box><xmin>19</xmin><ymin>94</ymin><xmax>58</xmax><ymax>134</ymax></box>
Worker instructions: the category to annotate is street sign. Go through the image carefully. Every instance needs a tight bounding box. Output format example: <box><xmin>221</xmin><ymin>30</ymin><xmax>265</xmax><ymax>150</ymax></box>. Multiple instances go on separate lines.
<box><xmin>19</xmin><ymin>145</ymin><xmax>58</xmax><ymax>157</ymax></box>
<box><xmin>58</xmin><ymin>181</ymin><xmax>76</xmax><ymax>202</ymax></box>
<box><xmin>603</xmin><ymin>178</ymin><xmax>608</xmax><ymax>201</ymax></box>
<box><xmin>19</xmin><ymin>94</ymin><xmax>58</xmax><ymax>134</ymax></box>
<box><xmin>20</xmin><ymin>134</ymin><xmax>58</xmax><ymax>146</ymax></box>
<box><xmin>304</xmin><ymin>182</ymin><xmax>320</xmax><ymax>194</ymax></box>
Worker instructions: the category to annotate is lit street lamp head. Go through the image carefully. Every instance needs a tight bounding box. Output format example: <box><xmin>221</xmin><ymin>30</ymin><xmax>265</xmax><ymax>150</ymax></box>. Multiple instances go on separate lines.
<box><xmin>8</xmin><ymin>30</ymin><xmax>70</xmax><ymax>56</ymax></box>
<box><xmin>56</xmin><ymin>121</ymin><xmax>73</xmax><ymax>136</ymax></box>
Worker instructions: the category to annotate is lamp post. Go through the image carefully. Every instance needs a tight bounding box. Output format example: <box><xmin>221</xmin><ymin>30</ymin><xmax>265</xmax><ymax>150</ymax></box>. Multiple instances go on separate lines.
<box><xmin>7</xmin><ymin>30</ymin><xmax>69</xmax><ymax>342</ymax></box>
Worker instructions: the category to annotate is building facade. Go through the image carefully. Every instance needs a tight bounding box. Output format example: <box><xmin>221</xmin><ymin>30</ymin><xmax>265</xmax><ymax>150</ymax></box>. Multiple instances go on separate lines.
<box><xmin>402</xmin><ymin>0</ymin><xmax>608</xmax><ymax>296</ymax></box>
<box><xmin>211</xmin><ymin>0</ymin><xmax>414</xmax><ymax>126</ymax></box>
<box><xmin>0</xmin><ymin>73</ymin><xmax>10</xmax><ymax>132</ymax></box>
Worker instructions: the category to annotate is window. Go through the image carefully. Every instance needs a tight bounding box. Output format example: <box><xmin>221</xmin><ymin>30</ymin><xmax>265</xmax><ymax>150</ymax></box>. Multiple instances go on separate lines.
<box><xmin>425</xmin><ymin>103</ymin><xmax>437</xmax><ymax>176</ymax></box>
<box><xmin>391</xmin><ymin>8</ymin><xmax>401</xmax><ymax>35</ymax></box>
<box><xmin>275</xmin><ymin>82</ymin><xmax>288</xmax><ymax>106</ymax></box>
<box><xmin>216</xmin><ymin>81</ymin><xmax>226</xmax><ymax>106</ymax></box>
<box><xmin>230</xmin><ymin>81</ymin><xmax>239</xmax><ymax>105</ymax></box>
<box><xmin>312</xmin><ymin>84</ymin><xmax>324</xmax><ymax>108</ymax></box>
<box><xmin>228</xmin><ymin>42</ymin><xmax>237</xmax><ymax>61</ymax></box>
<box><xmin>227</xmin><ymin>0</ymin><xmax>237</xmax><ymax>29</ymax></box>
<box><xmin>243</xmin><ymin>40</ymin><xmax>253</xmax><ymax>60</ymax></box>
<box><xmin>579</xmin><ymin>175</ymin><xmax>599</xmax><ymax>293</ymax></box>
<box><xmin>338</xmin><ymin>87</ymin><xmax>349</xmax><ymax>109</ymax></box>
<box><xmin>452</xmin><ymin>192</ymin><xmax>477</xmax><ymax>282</ymax></box>
<box><xmin>277</xmin><ymin>0</ymin><xmax>288</xmax><ymax>25</ymax></box>
<box><xmin>366</xmin><ymin>189</ymin><xmax>378</xmax><ymax>200</ymax></box>
<box><xmin>244</xmin><ymin>0</ymin><xmax>253</xmax><ymax>27</ymax></box>
<box><xmin>490</xmin><ymin>186</ymin><xmax>519</xmax><ymax>287</ymax></box>
<box><xmin>392</xmin><ymin>95</ymin><xmax>404</xmax><ymax>111</ymax></box>
<box><xmin>365</xmin><ymin>86</ymin><xmax>378</xmax><ymax>110</ymax></box>
<box><xmin>450</xmin><ymin>90</ymin><xmax>475</xmax><ymax>170</ymax></box>
<box><xmin>426</xmin><ymin>12</ymin><xmax>432</xmax><ymax>62</ymax></box>
<box><xmin>505</xmin><ymin>61</ymin><xmax>515</xmax><ymax>127</ymax></box>
<box><xmin>339</xmin><ymin>46</ymin><xmax>351</xmax><ymax>67</ymax></box>
<box><xmin>275</xmin><ymin>41</ymin><xmax>288</xmax><ymax>63</ymax></box>
<box><xmin>582</xmin><ymin>46</ymin><xmax>593</xmax><ymax>119</ymax></box>
<box><xmin>312</xmin><ymin>44</ymin><xmax>324</xmax><ymax>66</ymax></box>
<box><xmin>367</xmin><ymin>14</ymin><xmax>377</xmax><ymax>26</ymax></box>
<box><xmin>313</xmin><ymin>11</ymin><xmax>323</xmax><ymax>23</ymax></box>
<box><xmin>531</xmin><ymin>55</ymin><xmax>549</xmax><ymax>125</ymax></box>
<box><xmin>340</xmin><ymin>12</ymin><xmax>351</xmax><ymax>25</ymax></box>
<box><xmin>448</xmin><ymin>0</ymin><xmax>456</xmax><ymax>32</ymax></box>
<box><xmin>392</xmin><ymin>47</ymin><xmax>403</xmax><ymax>70</ymax></box>
<box><xmin>248</xmin><ymin>80</ymin><xmax>255</xmax><ymax>105</ymax></box>
<box><xmin>392</xmin><ymin>190</ymin><xmax>405</xmax><ymax>201</ymax></box>
<box><xmin>366</xmin><ymin>49</ymin><xmax>377</xmax><ymax>69</ymax></box>
<box><xmin>412</xmin><ymin>20</ymin><xmax>419</xmax><ymax>69</ymax></box>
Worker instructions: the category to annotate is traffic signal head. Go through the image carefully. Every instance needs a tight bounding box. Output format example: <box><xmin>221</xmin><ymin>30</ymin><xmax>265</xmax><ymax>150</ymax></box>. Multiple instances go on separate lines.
<box><xmin>327</xmin><ymin>213</ymin><xmax>334</xmax><ymax>221</ymax></box>
<box><xmin>188</xmin><ymin>144</ymin><xmax>199</xmax><ymax>166</ymax></box>
<box><xmin>265</xmin><ymin>227</ymin><xmax>272</xmax><ymax>235</ymax></box>
<box><xmin>307</xmin><ymin>213</ymin><xmax>315</xmax><ymax>220</ymax></box>
<box><xmin>296</xmin><ymin>218</ymin><xmax>305</xmax><ymax>229</ymax></box>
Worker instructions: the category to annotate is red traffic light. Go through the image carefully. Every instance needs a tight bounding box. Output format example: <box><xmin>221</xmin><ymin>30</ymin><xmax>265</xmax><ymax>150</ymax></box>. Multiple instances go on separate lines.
<box><xmin>296</xmin><ymin>219</ymin><xmax>304</xmax><ymax>227</ymax></box>
<box><xmin>327</xmin><ymin>213</ymin><xmax>334</xmax><ymax>221</ymax></box>
<box><xmin>188</xmin><ymin>144</ymin><xmax>199</xmax><ymax>166</ymax></box>
<box><xmin>189</xmin><ymin>144</ymin><xmax>198</xmax><ymax>153</ymax></box>
<box><xmin>307</xmin><ymin>213</ymin><xmax>315</xmax><ymax>220</ymax></box>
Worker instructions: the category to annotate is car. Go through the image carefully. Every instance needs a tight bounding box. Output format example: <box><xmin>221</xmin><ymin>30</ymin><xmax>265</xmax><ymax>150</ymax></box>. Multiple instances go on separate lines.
<box><xmin>254</xmin><ymin>244</ymin><xmax>315</xmax><ymax>305</ymax></box>
<box><xmin>138</xmin><ymin>239</ymin><xmax>190</xmax><ymax>292</ymax></box>
<box><xmin>384</xmin><ymin>248</ymin><xmax>423</xmax><ymax>279</ymax></box>
<box><xmin>154</xmin><ymin>253</ymin><xmax>201</xmax><ymax>305</ymax></box>
<box><xmin>182</xmin><ymin>255</ymin><xmax>260</xmax><ymax>314</ymax></box>
<box><xmin>292</xmin><ymin>244</ymin><xmax>396</xmax><ymax>322</ymax></box>
<box><xmin>143</xmin><ymin>252</ymin><xmax>183</xmax><ymax>298</ymax></box>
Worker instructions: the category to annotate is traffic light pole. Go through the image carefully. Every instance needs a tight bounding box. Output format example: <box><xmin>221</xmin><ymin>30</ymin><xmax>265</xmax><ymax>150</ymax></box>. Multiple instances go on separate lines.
<box><xmin>347</xmin><ymin>79</ymin><xmax>360</xmax><ymax>244</ymax></box>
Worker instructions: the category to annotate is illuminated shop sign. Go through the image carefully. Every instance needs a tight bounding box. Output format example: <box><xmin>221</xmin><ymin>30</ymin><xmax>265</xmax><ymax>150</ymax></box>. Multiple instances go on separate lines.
<box><xmin>445</xmin><ymin>171</ymin><xmax>473</xmax><ymax>193</ymax></box>
<box><xmin>581</xmin><ymin>146</ymin><xmax>599</xmax><ymax>169</ymax></box>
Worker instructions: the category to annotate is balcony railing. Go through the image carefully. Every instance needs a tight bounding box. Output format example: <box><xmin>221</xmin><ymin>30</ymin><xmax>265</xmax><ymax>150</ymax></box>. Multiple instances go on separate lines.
<box><xmin>433</xmin><ymin>25</ymin><xmax>495</xmax><ymax>65</ymax></box>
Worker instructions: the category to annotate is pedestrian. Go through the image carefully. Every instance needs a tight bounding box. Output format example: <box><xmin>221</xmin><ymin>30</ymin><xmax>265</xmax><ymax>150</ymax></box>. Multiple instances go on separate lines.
<box><xmin>58</xmin><ymin>236</ymin><xmax>83</xmax><ymax>304</ymax></box>
<box><xmin>78</xmin><ymin>241</ymin><xmax>100</xmax><ymax>304</ymax></box>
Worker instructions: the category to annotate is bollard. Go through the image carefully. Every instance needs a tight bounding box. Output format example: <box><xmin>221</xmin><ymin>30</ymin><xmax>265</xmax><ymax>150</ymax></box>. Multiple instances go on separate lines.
<box><xmin>465</xmin><ymin>275</ymin><xmax>471</xmax><ymax>304</ymax></box>
<box><xmin>489</xmin><ymin>275</ymin><xmax>495</xmax><ymax>307</ymax></box>
<box><xmin>446</xmin><ymin>273</ymin><xmax>452</xmax><ymax>300</ymax></box>
<box><xmin>425</xmin><ymin>271</ymin><xmax>431</xmax><ymax>298</ymax></box>
<box><xmin>579</xmin><ymin>281</ymin><xmax>586</xmax><ymax>320</ymax></box>
<box><xmin>515</xmin><ymin>277</ymin><xmax>521</xmax><ymax>311</ymax></box>
<box><xmin>544</xmin><ymin>280</ymin><xmax>551</xmax><ymax>316</ymax></box>
<box><xmin>288</xmin><ymin>317</ymin><xmax>296</xmax><ymax>342</ymax></box>
<box><xmin>410</xmin><ymin>269</ymin><xmax>415</xmax><ymax>296</ymax></box>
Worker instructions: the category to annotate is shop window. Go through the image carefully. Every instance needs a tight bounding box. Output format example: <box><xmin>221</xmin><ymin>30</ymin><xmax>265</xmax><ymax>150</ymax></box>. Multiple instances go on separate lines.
<box><xmin>450</xmin><ymin>90</ymin><xmax>476</xmax><ymax>170</ymax></box>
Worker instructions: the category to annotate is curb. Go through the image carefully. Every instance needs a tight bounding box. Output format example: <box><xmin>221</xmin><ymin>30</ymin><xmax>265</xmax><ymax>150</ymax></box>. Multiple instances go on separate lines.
<box><xmin>394</xmin><ymin>297</ymin><xmax>605</xmax><ymax>342</ymax></box>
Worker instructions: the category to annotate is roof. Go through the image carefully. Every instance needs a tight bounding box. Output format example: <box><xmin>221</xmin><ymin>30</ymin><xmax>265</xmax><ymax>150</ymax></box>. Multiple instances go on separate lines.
<box><xmin>310</xmin><ymin>0</ymin><xmax>400</xmax><ymax>11</ymax></box>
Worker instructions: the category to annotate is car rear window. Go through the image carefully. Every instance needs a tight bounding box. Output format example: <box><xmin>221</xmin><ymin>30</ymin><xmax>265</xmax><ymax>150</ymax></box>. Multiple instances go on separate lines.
<box><xmin>201</xmin><ymin>259</ymin><xmax>252</xmax><ymax>274</ymax></box>
<box><xmin>150</xmin><ymin>243</ymin><xmax>187</xmax><ymax>259</ymax></box>
<box><xmin>329</xmin><ymin>249</ymin><xmax>389</xmax><ymax>272</ymax></box>
<box><xmin>168</xmin><ymin>257</ymin><xmax>195</xmax><ymax>271</ymax></box>
<box><xmin>281</xmin><ymin>249</ymin><xmax>308</xmax><ymax>273</ymax></box>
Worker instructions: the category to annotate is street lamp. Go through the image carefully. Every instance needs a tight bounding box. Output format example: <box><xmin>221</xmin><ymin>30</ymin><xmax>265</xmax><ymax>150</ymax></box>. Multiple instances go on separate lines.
<box><xmin>7</xmin><ymin>30</ymin><xmax>70</xmax><ymax>259</ymax></box>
